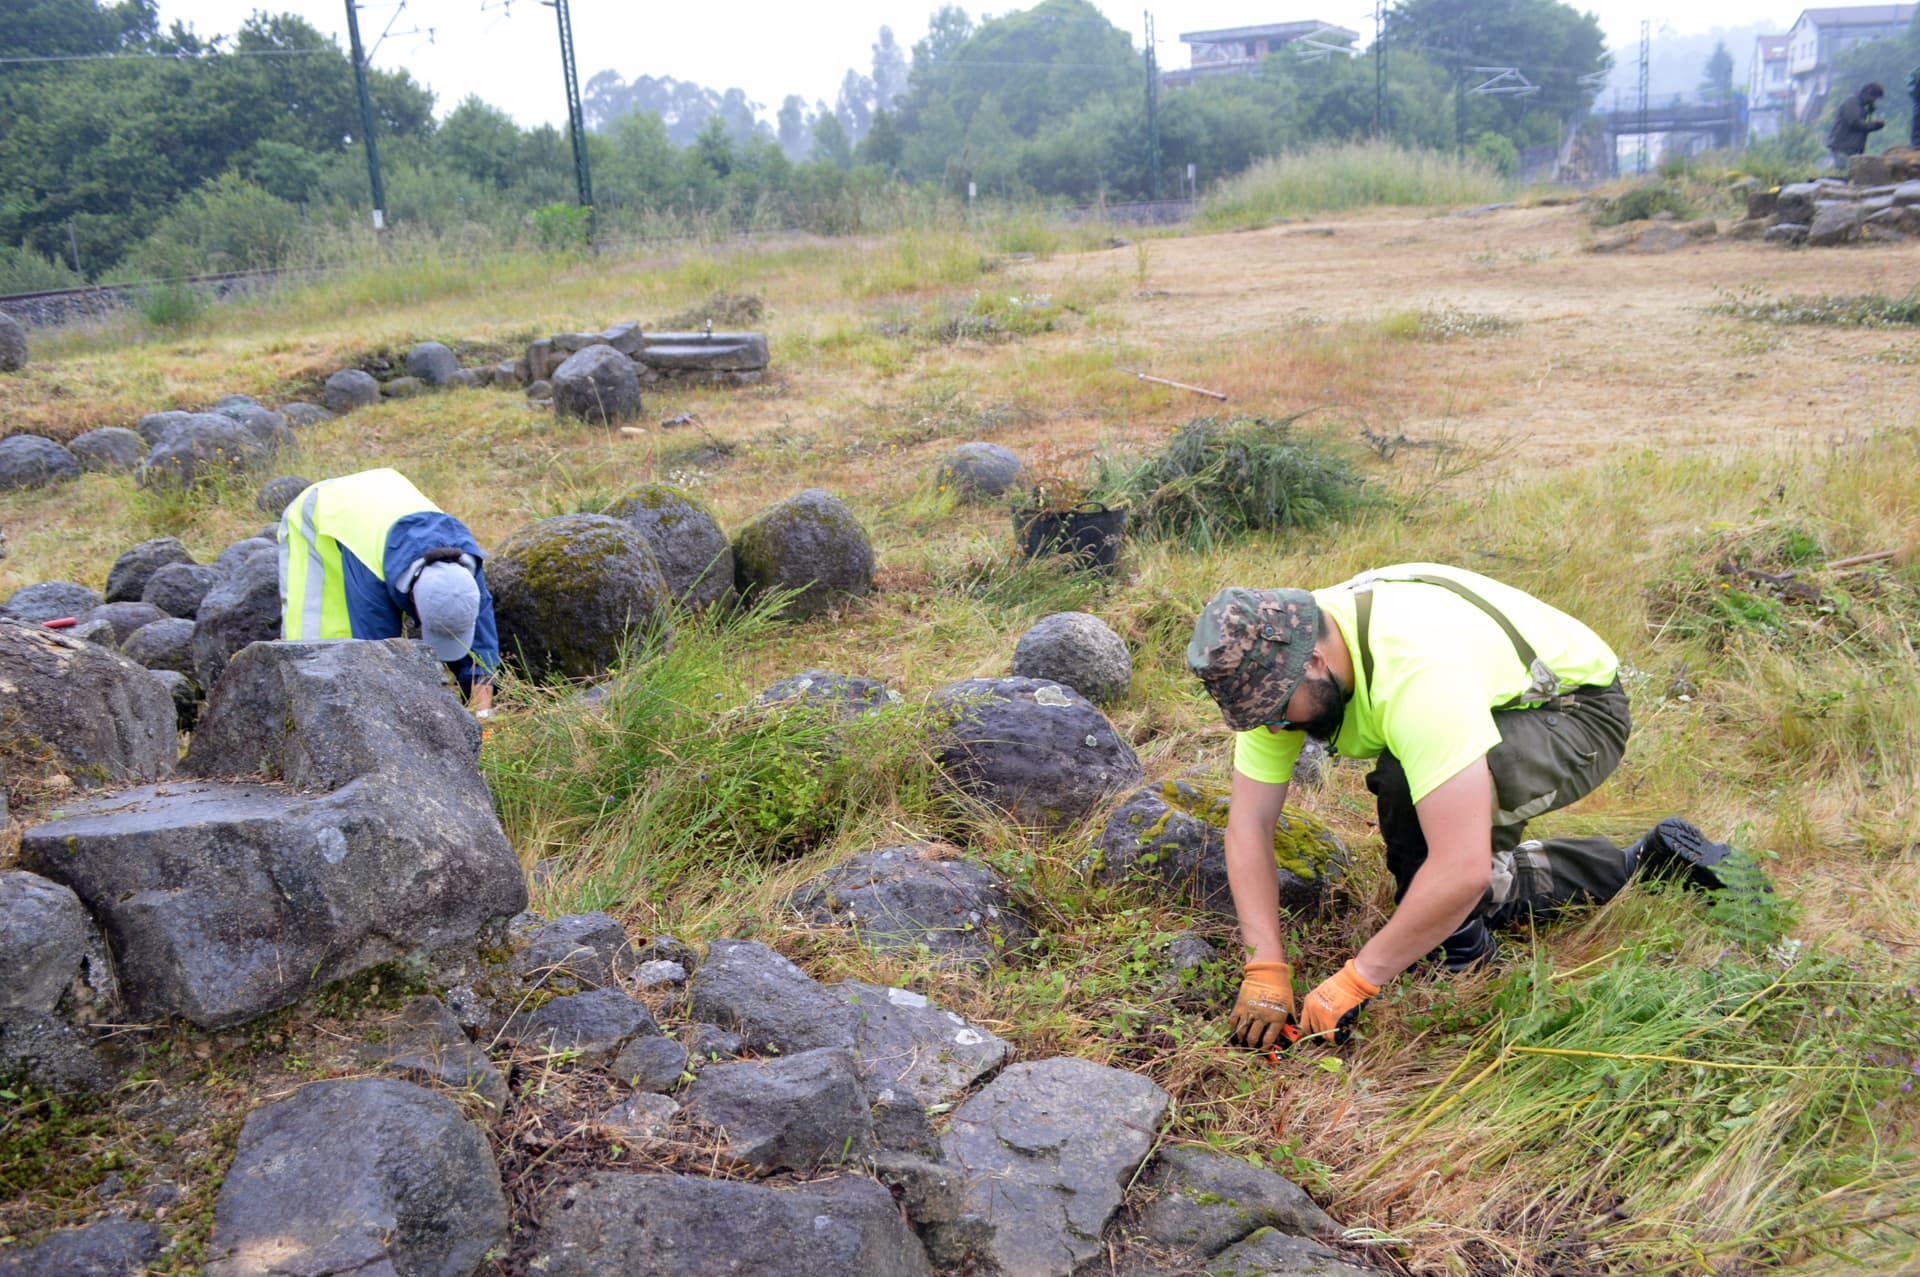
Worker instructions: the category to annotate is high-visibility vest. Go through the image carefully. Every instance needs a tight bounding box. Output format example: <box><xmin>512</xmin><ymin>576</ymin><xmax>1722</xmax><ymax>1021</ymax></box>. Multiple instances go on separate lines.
<box><xmin>279</xmin><ymin>468</ymin><xmax>442</xmax><ymax>640</ymax></box>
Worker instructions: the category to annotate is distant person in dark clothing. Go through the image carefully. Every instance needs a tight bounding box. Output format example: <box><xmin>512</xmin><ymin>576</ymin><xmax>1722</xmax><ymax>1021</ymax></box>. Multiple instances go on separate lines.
<box><xmin>1908</xmin><ymin>67</ymin><xmax>1919</xmax><ymax>148</ymax></box>
<box><xmin>1828</xmin><ymin>82</ymin><xmax>1885</xmax><ymax>169</ymax></box>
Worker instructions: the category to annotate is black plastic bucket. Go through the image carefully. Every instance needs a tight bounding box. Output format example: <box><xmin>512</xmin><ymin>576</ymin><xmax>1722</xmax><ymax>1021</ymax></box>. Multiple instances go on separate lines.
<box><xmin>1012</xmin><ymin>501</ymin><xmax>1128</xmax><ymax>574</ymax></box>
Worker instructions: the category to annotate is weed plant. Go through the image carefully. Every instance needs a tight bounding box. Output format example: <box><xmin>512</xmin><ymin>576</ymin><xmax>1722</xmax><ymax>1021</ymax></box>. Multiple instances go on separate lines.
<box><xmin>481</xmin><ymin>599</ymin><xmax>943</xmax><ymax>915</ymax></box>
<box><xmin>1712</xmin><ymin>288</ymin><xmax>1920</xmax><ymax>328</ymax></box>
<box><xmin>1095</xmin><ymin>414</ymin><xmax>1372</xmax><ymax>551</ymax></box>
<box><xmin>1376</xmin><ymin>307</ymin><xmax>1515</xmax><ymax>341</ymax></box>
<box><xmin>1364</xmin><ymin>889</ymin><xmax>1920</xmax><ymax>1271</ymax></box>
<box><xmin>1589</xmin><ymin>181</ymin><xmax>1694</xmax><ymax>226</ymax></box>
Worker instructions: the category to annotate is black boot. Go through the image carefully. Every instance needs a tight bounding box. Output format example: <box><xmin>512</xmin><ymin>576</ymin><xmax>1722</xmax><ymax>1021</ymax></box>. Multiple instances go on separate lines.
<box><xmin>1624</xmin><ymin>818</ymin><xmax>1733</xmax><ymax>892</ymax></box>
<box><xmin>1436</xmin><ymin>916</ymin><xmax>1499</xmax><ymax>973</ymax></box>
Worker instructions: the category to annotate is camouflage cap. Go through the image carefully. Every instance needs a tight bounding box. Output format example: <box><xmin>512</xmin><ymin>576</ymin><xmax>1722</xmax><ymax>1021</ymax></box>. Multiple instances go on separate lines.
<box><xmin>1186</xmin><ymin>587</ymin><xmax>1319</xmax><ymax>731</ymax></box>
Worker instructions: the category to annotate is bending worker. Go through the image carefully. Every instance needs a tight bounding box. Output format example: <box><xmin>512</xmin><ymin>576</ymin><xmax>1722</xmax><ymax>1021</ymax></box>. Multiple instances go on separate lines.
<box><xmin>1186</xmin><ymin>564</ymin><xmax>1736</xmax><ymax>1049</ymax></box>
<box><xmin>278</xmin><ymin>467</ymin><xmax>500</xmax><ymax>714</ymax></box>
<box><xmin>1828</xmin><ymin>81</ymin><xmax>1885</xmax><ymax>170</ymax></box>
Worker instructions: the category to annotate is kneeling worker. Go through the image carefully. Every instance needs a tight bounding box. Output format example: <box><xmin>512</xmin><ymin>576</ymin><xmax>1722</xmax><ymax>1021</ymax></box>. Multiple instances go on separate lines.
<box><xmin>1186</xmin><ymin>564</ymin><xmax>1736</xmax><ymax>1049</ymax></box>
<box><xmin>278</xmin><ymin>467</ymin><xmax>500</xmax><ymax>714</ymax></box>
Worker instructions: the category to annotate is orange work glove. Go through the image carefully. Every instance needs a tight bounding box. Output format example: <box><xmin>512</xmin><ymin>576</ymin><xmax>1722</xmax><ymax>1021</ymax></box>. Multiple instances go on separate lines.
<box><xmin>1229</xmin><ymin>961</ymin><xmax>1297</xmax><ymax>1051</ymax></box>
<box><xmin>1300</xmin><ymin>960</ymin><xmax>1381</xmax><ymax>1044</ymax></box>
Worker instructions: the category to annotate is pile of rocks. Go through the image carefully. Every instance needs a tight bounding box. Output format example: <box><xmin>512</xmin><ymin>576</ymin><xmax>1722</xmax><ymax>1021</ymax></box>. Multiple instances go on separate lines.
<box><xmin>314</xmin><ymin>326</ymin><xmax>773</xmax><ymax>426</ymax></box>
<box><xmin>1</xmin><ymin>523</ymin><xmax>284</xmax><ymax>733</ymax></box>
<box><xmin>0</xmin><ymin>394</ymin><xmax>306</xmax><ymax>496</ymax></box>
<box><xmin>1735</xmin><ymin>149</ymin><xmax>1920</xmax><ymax>247</ymax></box>
<box><xmin>475</xmin><ymin>322</ymin><xmax>771</xmax><ymax>425</ymax></box>
<box><xmin>317</xmin><ymin>339</ymin><xmax>507</xmax><ymax>412</ymax></box>
<box><xmin>0</xmin><ymin>637</ymin><xmax>1367</xmax><ymax>1272</ymax></box>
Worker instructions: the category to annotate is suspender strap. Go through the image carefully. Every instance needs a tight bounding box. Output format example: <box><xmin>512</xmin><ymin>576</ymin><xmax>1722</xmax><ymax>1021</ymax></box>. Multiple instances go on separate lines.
<box><xmin>1352</xmin><ymin>572</ymin><xmax>1561</xmax><ymax>710</ymax></box>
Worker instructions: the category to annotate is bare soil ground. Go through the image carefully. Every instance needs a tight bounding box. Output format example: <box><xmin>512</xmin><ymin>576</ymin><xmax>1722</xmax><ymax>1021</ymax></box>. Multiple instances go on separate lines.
<box><xmin>1021</xmin><ymin>204</ymin><xmax>1920</xmax><ymax>467</ymax></box>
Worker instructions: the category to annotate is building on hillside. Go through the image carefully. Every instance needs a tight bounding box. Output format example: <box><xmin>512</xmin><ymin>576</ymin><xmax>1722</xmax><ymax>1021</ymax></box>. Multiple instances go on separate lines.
<box><xmin>1777</xmin><ymin>5</ymin><xmax>1914</xmax><ymax>124</ymax></box>
<box><xmin>1748</xmin><ymin>34</ymin><xmax>1793</xmax><ymax>139</ymax></box>
<box><xmin>1161</xmin><ymin>21</ymin><xmax>1361</xmax><ymax>88</ymax></box>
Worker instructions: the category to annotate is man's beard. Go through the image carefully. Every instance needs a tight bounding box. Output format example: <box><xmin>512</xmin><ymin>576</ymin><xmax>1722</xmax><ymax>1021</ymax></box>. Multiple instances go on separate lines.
<box><xmin>1289</xmin><ymin>668</ymin><xmax>1350</xmax><ymax>744</ymax></box>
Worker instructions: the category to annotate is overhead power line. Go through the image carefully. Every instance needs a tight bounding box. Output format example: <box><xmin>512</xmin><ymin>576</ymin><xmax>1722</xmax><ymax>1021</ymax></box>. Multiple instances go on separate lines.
<box><xmin>0</xmin><ymin>46</ymin><xmax>334</xmax><ymax>64</ymax></box>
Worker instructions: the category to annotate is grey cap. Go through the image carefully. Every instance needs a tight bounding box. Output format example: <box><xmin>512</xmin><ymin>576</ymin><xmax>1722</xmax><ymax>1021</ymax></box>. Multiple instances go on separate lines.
<box><xmin>414</xmin><ymin>560</ymin><xmax>479</xmax><ymax>662</ymax></box>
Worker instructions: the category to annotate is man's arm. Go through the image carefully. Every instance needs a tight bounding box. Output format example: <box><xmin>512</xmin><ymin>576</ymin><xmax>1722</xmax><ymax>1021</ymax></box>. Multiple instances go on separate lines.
<box><xmin>1224</xmin><ymin>767</ymin><xmax>1291</xmax><ymax>962</ymax></box>
<box><xmin>1352</xmin><ymin>755</ymin><xmax>1494</xmax><ymax>985</ymax></box>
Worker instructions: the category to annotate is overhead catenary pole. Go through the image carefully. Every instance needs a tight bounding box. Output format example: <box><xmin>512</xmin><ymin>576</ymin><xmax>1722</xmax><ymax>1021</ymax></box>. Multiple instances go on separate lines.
<box><xmin>343</xmin><ymin>0</ymin><xmax>386</xmax><ymax>229</ymax></box>
<box><xmin>1636</xmin><ymin>19</ymin><xmax>1651</xmax><ymax>176</ymax></box>
<box><xmin>1374</xmin><ymin>0</ymin><xmax>1386</xmax><ymax>136</ymax></box>
<box><xmin>1455</xmin><ymin>62</ymin><xmax>1466</xmax><ymax>153</ymax></box>
<box><xmin>1144</xmin><ymin>11</ymin><xmax>1161</xmax><ymax>201</ymax></box>
<box><xmin>545</xmin><ymin>0</ymin><xmax>594</xmax><ymax>236</ymax></box>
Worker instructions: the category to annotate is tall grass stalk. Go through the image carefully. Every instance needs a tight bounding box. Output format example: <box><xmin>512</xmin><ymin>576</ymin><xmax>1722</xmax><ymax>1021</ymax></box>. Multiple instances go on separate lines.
<box><xmin>1196</xmin><ymin>141</ymin><xmax>1510</xmax><ymax>229</ymax></box>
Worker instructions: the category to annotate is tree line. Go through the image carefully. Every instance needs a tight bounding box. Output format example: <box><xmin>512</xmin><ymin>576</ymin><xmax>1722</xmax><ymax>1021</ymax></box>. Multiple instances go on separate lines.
<box><xmin>5</xmin><ymin>0</ymin><xmax>1632</xmax><ymax>286</ymax></box>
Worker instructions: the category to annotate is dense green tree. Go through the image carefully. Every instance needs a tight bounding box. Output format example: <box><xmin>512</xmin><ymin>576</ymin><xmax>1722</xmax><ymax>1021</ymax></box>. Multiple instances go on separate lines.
<box><xmin>911</xmin><ymin>6</ymin><xmax>975</xmax><ymax>76</ymax></box>
<box><xmin>0</xmin><ymin>0</ymin><xmax>156</xmax><ymax>58</ymax></box>
<box><xmin>856</xmin><ymin>109</ymin><xmax>904</xmax><ymax>172</ymax></box>
<box><xmin>777</xmin><ymin>95</ymin><xmax>810</xmax><ymax>158</ymax></box>
<box><xmin>899</xmin><ymin>0</ymin><xmax>1138</xmax><ymax>142</ymax></box>
<box><xmin>0</xmin><ymin>4</ymin><xmax>429</xmax><ymax>273</ymax></box>
<box><xmin>811</xmin><ymin>112</ymin><xmax>853</xmax><ymax>169</ymax></box>
<box><xmin>1700</xmin><ymin>41</ymin><xmax>1735</xmax><ymax>103</ymax></box>
<box><xmin>436</xmin><ymin>97</ymin><xmax>525</xmax><ymax>190</ymax></box>
<box><xmin>1384</xmin><ymin>0</ymin><xmax>1607</xmax><ymax>147</ymax></box>
<box><xmin>871</xmin><ymin>26</ymin><xmax>909</xmax><ymax>108</ymax></box>
<box><xmin>837</xmin><ymin>69</ymin><xmax>876</xmax><ymax>142</ymax></box>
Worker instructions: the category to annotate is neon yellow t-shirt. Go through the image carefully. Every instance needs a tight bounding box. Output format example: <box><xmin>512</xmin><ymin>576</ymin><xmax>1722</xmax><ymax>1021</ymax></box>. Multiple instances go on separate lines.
<box><xmin>1233</xmin><ymin>564</ymin><xmax>1619</xmax><ymax>804</ymax></box>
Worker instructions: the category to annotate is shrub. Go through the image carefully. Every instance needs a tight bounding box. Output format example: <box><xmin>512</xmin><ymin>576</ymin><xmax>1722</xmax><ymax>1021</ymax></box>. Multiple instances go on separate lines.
<box><xmin>0</xmin><ymin>246</ymin><xmax>81</xmax><ymax>293</ymax></box>
<box><xmin>531</xmin><ymin>202</ymin><xmax>593</xmax><ymax>254</ymax></box>
<box><xmin>1095</xmin><ymin>413</ymin><xmax>1370</xmax><ymax>550</ymax></box>
<box><xmin>1590</xmin><ymin>181</ymin><xmax>1692</xmax><ymax>226</ymax></box>
<box><xmin>137</xmin><ymin>282</ymin><xmax>208</xmax><ymax>330</ymax></box>
<box><xmin>123</xmin><ymin>173</ymin><xmax>304</xmax><ymax>278</ymax></box>
<box><xmin>1196</xmin><ymin>141</ymin><xmax>1509</xmax><ymax>229</ymax></box>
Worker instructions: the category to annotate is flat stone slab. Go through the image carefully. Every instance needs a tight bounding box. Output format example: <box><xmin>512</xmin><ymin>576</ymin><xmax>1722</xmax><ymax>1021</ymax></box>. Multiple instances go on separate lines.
<box><xmin>942</xmin><ymin>1056</ymin><xmax>1171</xmax><ymax>1277</ymax></box>
<box><xmin>22</xmin><ymin>778</ymin><xmax>524</xmax><ymax>1029</ymax></box>
<box><xmin>208</xmin><ymin>1078</ymin><xmax>506</xmax><ymax>1277</ymax></box>
<box><xmin>0</xmin><ymin>1218</ymin><xmax>163</xmax><ymax>1277</ymax></box>
<box><xmin>636</xmin><ymin>332</ymin><xmax>769</xmax><ymax>372</ymax></box>
<box><xmin>828</xmin><ymin>980</ymin><xmax>1009</xmax><ymax>1109</ymax></box>
<box><xmin>791</xmin><ymin>846</ymin><xmax>1033</xmax><ymax>969</ymax></box>
<box><xmin>681</xmin><ymin>1046</ymin><xmax>875</xmax><ymax>1173</ymax></box>
<box><xmin>530</xmin><ymin>1172</ymin><xmax>931</xmax><ymax>1277</ymax></box>
<box><xmin>1205</xmin><ymin>1229</ymin><xmax>1382</xmax><ymax>1275</ymax></box>
<box><xmin>1134</xmin><ymin>1146</ymin><xmax>1338</xmax><ymax>1259</ymax></box>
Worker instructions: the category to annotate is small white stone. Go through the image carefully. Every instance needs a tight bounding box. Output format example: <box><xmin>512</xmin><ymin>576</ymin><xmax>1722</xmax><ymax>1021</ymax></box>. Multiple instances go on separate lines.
<box><xmin>1084</xmin><ymin>734</ymin><xmax>1099</xmax><ymax>747</ymax></box>
<box><xmin>886</xmin><ymin>987</ymin><xmax>929</xmax><ymax>1008</ymax></box>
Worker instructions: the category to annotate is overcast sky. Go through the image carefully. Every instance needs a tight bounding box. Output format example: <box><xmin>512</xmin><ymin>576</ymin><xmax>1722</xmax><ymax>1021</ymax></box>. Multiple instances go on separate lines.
<box><xmin>159</xmin><ymin>0</ymin><xmax>1817</xmax><ymax>128</ymax></box>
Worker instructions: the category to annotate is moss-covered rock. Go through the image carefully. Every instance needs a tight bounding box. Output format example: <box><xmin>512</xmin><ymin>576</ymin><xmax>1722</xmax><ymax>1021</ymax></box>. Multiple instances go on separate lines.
<box><xmin>731</xmin><ymin>488</ymin><xmax>874</xmax><ymax>620</ymax></box>
<box><xmin>1091</xmin><ymin>778</ymin><xmax>1347</xmax><ymax>918</ymax></box>
<box><xmin>137</xmin><ymin>414</ymin><xmax>267</xmax><ymax>490</ymax></box>
<box><xmin>605</xmin><ymin>482</ymin><xmax>733</xmax><ymax>611</ymax></box>
<box><xmin>488</xmin><ymin>513</ymin><xmax>672</xmax><ymax>680</ymax></box>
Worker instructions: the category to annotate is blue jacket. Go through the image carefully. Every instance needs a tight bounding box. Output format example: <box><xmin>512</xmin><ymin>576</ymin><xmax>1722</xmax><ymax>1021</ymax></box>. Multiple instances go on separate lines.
<box><xmin>335</xmin><ymin>510</ymin><xmax>501</xmax><ymax>689</ymax></box>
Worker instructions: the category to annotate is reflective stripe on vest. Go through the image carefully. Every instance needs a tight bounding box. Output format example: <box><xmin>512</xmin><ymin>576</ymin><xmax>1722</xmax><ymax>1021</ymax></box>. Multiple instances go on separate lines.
<box><xmin>277</xmin><ymin>468</ymin><xmax>442</xmax><ymax>641</ymax></box>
